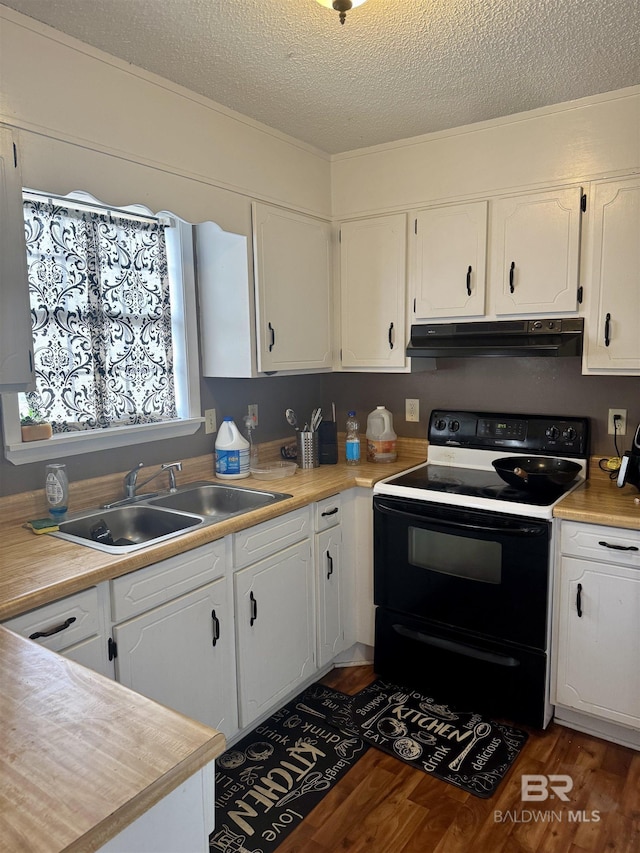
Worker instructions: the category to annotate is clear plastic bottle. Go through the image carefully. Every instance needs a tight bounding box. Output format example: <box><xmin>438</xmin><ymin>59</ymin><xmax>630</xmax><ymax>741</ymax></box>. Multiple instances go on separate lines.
<box><xmin>366</xmin><ymin>405</ymin><xmax>397</xmax><ymax>462</ymax></box>
<box><xmin>45</xmin><ymin>463</ymin><xmax>68</xmax><ymax>519</ymax></box>
<box><xmin>345</xmin><ymin>411</ymin><xmax>360</xmax><ymax>465</ymax></box>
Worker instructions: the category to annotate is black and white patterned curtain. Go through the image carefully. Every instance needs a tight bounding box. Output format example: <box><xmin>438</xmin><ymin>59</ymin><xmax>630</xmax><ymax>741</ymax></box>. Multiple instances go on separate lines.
<box><xmin>23</xmin><ymin>198</ymin><xmax>177</xmax><ymax>432</ymax></box>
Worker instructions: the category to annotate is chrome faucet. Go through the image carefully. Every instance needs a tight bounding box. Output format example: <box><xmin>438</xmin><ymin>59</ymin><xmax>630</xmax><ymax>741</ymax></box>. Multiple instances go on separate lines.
<box><xmin>124</xmin><ymin>461</ymin><xmax>183</xmax><ymax>498</ymax></box>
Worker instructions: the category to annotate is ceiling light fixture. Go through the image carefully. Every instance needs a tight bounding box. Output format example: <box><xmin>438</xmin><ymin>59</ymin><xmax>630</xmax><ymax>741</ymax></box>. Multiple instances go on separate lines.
<box><xmin>316</xmin><ymin>0</ymin><xmax>368</xmax><ymax>26</ymax></box>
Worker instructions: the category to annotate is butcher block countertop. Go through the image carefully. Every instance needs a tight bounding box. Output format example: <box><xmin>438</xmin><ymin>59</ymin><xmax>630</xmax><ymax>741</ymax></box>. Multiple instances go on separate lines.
<box><xmin>0</xmin><ymin>626</ymin><xmax>225</xmax><ymax>853</ymax></box>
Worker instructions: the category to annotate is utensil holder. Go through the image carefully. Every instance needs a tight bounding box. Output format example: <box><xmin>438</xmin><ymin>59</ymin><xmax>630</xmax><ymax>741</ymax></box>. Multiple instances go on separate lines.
<box><xmin>297</xmin><ymin>431</ymin><xmax>319</xmax><ymax>469</ymax></box>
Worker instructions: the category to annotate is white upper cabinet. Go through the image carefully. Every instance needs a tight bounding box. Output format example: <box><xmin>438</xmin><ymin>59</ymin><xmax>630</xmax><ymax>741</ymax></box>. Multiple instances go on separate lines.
<box><xmin>490</xmin><ymin>187</ymin><xmax>583</xmax><ymax>315</ymax></box>
<box><xmin>340</xmin><ymin>214</ymin><xmax>407</xmax><ymax>368</ymax></box>
<box><xmin>0</xmin><ymin>127</ymin><xmax>35</xmax><ymax>391</ymax></box>
<box><xmin>252</xmin><ymin>202</ymin><xmax>332</xmax><ymax>373</ymax></box>
<box><xmin>583</xmin><ymin>177</ymin><xmax>640</xmax><ymax>373</ymax></box>
<box><xmin>413</xmin><ymin>201</ymin><xmax>487</xmax><ymax>319</ymax></box>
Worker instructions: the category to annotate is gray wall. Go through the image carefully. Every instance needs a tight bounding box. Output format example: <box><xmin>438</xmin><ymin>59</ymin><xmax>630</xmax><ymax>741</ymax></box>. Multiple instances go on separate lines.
<box><xmin>1</xmin><ymin>358</ymin><xmax>639</xmax><ymax>496</ymax></box>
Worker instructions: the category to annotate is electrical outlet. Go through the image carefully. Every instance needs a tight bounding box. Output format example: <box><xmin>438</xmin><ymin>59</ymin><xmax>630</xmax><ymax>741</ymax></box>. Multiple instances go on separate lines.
<box><xmin>204</xmin><ymin>408</ymin><xmax>217</xmax><ymax>434</ymax></box>
<box><xmin>608</xmin><ymin>408</ymin><xmax>627</xmax><ymax>435</ymax></box>
<box><xmin>248</xmin><ymin>404</ymin><xmax>258</xmax><ymax>427</ymax></box>
<box><xmin>405</xmin><ymin>398</ymin><xmax>420</xmax><ymax>422</ymax></box>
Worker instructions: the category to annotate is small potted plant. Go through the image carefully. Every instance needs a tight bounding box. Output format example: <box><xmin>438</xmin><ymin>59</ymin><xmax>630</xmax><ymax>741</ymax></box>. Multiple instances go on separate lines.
<box><xmin>20</xmin><ymin>402</ymin><xmax>53</xmax><ymax>442</ymax></box>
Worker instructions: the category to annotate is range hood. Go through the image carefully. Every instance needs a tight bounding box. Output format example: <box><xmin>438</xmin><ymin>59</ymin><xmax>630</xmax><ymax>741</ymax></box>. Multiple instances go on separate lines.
<box><xmin>407</xmin><ymin>318</ymin><xmax>584</xmax><ymax>359</ymax></box>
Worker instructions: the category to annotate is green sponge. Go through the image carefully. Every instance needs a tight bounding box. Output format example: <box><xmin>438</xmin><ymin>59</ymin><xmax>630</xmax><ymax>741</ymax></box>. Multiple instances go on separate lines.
<box><xmin>24</xmin><ymin>518</ymin><xmax>59</xmax><ymax>534</ymax></box>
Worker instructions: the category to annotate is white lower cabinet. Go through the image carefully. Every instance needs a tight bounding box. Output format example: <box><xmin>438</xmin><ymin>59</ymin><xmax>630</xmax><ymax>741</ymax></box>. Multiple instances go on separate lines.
<box><xmin>3</xmin><ymin>584</ymin><xmax>113</xmax><ymax>678</ymax></box>
<box><xmin>314</xmin><ymin>494</ymin><xmax>345</xmax><ymax>668</ymax></box>
<box><xmin>110</xmin><ymin>538</ymin><xmax>238</xmax><ymax>738</ymax></box>
<box><xmin>554</xmin><ymin>522</ymin><xmax>640</xmax><ymax>733</ymax></box>
<box><xmin>234</xmin><ymin>537</ymin><xmax>315</xmax><ymax>729</ymax></box>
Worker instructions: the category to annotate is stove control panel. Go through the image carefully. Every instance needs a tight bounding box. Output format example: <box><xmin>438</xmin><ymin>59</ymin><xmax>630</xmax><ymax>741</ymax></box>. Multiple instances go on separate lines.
<box><xmin>429</xmin><ymin>410</ymin><xmax>589</xmax><ymax>457</ymax></box>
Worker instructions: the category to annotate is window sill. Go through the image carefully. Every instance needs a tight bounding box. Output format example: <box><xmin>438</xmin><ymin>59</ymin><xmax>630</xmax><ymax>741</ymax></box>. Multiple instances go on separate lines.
<box><xmin>4</xmin><ymin>418</ymin><xmax>204</xmax><ymax>465</ymax></box>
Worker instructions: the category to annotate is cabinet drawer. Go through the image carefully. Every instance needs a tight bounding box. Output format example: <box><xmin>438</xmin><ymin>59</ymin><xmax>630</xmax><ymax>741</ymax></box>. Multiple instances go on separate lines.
<box><xmin>233</xmin><ymin>507</ymin><xmax>310</xmax><ymax>568</ymax></box>
<box><xmin>560</xmin><ymin>521</ymin><xmax>640</xmax><ymax>569</ymax></box>
<box><xmin>314</xmin><ymin>494</ymin><xmax>342</xmax><ymax>532</ymax></box>
<box><xmin>111</xmin><ymin>538</ymin><xmax>226</xmax><ymax>621</ymax></box>
<box><xmin>4</xmin><ymin>587</ymin><xmax>100</xmax><ymax>652</ymax></box>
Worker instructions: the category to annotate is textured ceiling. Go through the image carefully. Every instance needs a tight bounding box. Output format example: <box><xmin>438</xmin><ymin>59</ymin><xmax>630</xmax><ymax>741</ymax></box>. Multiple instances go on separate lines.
<box><xmin>2</xmin><ymin>0</ymin><xmax>639</xmax><ymax>154</ymax></box>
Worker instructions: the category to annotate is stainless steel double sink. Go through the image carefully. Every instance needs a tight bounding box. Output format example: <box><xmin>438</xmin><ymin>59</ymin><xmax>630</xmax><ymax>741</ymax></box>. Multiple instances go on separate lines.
<box><xmin>53</xmin><ymin>481</ymin><xmax>292</xmax><ymax>553</ymax></box>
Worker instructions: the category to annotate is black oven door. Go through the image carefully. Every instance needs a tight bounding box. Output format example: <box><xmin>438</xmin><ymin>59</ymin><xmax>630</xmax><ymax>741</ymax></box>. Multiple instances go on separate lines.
<box><xmin>373</xmin><ymin>495</ymin><xmax>551</xmax><ymax>650</ymax></box>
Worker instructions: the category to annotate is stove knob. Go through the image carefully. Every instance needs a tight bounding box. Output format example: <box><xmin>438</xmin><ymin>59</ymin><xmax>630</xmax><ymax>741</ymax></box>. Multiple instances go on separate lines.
<box><xmin>434</xmin><ymin>418</ymin><xmax>447</xmax><ymax>431</ymax></box>
<box><xmin>563</xmin><ymin>427</ymin><xmax>577</xmax><ymax>441</ymax></box>
<box><xmin>449</xmin><ymin>419</ymin><xmax>460</xmax><ymax>432</ymax></box>
<box><xmin>545</xmin><ymin>426</ymin><xmax>560</xmax><ymax>440</ymax></box>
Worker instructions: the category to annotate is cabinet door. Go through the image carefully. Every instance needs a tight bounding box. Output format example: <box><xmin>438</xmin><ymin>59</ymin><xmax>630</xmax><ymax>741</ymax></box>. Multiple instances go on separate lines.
<box><xmin>3</xmin><ymin>585</ymin><xmax>113</xmax><ymax>678</ymax></box>
<box><xmin>583</xmin><ymin>177</ymin><xmax>640</xmax><ymax>372</ymax></box>
<box><xmin>114</xmin><ymin>577</ymin><xmax>238</xmax><ymax>738</ymax></box>
<box><xmin>253</xmin><ymin>202</ymin><xmax>332</xmax><ymax>372</ymax></box>
<box><xmin>234</xmin><ymin>539</ymin><xmax>315</xmax><ymax>728</ymax></box>
<box><xmin>340</xmin><ymin>214</ymin><xmax>407</xmax><ymax>368</ymax></box>
<box><xmin>413</xmin><ymin>202</ymin><xmax>487</xmax><ymax>319</ymax></box>
<box><xmin>316</xmin><ymin>526</ymin><xmax>344</xmax><ymax>668</ymax></box>
<box><xmin>491</xmin><ymin>187</ymin><xmax>583</xmax><ymax>315</ymax></box>
<box><xmin>0</xmin><ymin>127</ymin><xmax>35</xmax><ymax>391</ymax></box>
<box><xmin>555</xmin><ymin>556</ymin><xmax>640</xmax><ymax>729</ymax></box>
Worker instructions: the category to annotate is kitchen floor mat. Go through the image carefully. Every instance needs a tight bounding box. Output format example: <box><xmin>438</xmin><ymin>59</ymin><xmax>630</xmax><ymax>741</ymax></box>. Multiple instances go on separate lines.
<box><xmin>339</xmin><ymin>678</ymin><xmax>529</xmax><ymax>799</ymax></box>
<box><xmin>210</xmin><ymin>683</ymin><xmax>368</xmax><ymax>853</ymax></box>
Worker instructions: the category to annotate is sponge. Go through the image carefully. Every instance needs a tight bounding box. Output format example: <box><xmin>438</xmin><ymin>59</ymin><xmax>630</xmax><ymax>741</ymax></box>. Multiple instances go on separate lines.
<box><xmin>24</xmin><ymin>518</ymin><xmax>59</xmax><ymax>534</ymax></box>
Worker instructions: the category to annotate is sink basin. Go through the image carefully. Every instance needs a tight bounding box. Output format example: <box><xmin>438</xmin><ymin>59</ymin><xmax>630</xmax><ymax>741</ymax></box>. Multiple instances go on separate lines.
<box><xmin>51</xmin><ymin>481</ymin><xmax>292</xmax><ymax>553</ymax></box>
<box><xmin>54</xmin><ymin>505</ymin><xmax>203</xmax><ymax>553</ymax></box>
<box><xmin>148</xmin><ymin>481</ymin><xmax>291</xmax><ymax>518</ymax></box>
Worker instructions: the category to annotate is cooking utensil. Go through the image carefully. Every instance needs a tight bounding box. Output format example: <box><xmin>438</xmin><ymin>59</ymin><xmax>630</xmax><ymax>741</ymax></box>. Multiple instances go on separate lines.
<box><xmin>285</xmin><ymin>408</ymin><xmax>298</xmax><ymax>430</ymax></box>
<box><xmin>492</xmin><ymin>456</ymin><xmax>581</xmax><ymax>491</ymax></box>
<box><xmin>311</xmin><ymin>407</ymin><xmax>322</xmax><ymax>431</ymax></box>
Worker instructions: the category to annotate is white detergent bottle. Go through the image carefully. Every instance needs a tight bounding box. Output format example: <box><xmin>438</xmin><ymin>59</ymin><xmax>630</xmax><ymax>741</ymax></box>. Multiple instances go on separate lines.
<box><xmin>366</xmin><ymin>405</ymin><xmax>397</xmax><ymax>463</ymax></box>
<box><xmin>215</xmin><ymin>417</ymin><xmax>250</xmax><ymax>479</ymax></box>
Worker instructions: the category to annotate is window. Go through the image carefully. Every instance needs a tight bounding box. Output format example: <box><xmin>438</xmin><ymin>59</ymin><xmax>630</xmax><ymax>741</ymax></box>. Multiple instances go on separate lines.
<box><xmin>3</xmin><ymin>191</ymin><xmax>201</xmax><ymax>464</ymax></box>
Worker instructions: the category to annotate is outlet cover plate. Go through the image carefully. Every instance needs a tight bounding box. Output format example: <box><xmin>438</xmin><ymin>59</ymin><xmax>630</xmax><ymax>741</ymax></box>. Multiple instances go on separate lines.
<box><xmin>204</xmin><ymin>409</ymin><xmax>217</xmax><ymax>434</ymax></box>
<box><xmin>608</xmin><ymin>408</ymin><xmax>627</xmax><ymax>435</ymax></box>
<box><xmin>405</xmin><ymin>398</ymin><xmax>420</xmax><ymax>422</ymax></box>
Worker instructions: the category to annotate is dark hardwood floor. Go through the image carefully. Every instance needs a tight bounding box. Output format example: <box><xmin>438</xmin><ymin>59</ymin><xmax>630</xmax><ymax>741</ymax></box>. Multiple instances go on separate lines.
<box><xmin>275</xmin><ymin>666</ymin><xmax>640</xmax><ymax>853</ymax></box>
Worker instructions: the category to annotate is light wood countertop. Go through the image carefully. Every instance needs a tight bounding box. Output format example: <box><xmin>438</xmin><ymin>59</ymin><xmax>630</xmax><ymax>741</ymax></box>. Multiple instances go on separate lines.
<box><xmin>553</xmin><ymin>463</ymin><xmax>640</xmax><ymax>530</ymax></box>
<box><xmin>0</xmin><ymin>626</ymin><xmax>225</xmax><ymax>853</ymax></box>
<box><xmin>0</xmin><ymin>449</ymin><xmax>426</xmax><ymax>621</ymax></box>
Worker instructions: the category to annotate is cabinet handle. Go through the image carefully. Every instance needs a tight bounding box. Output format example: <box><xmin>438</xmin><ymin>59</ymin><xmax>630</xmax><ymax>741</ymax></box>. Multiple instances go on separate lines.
<box><xmin>29</xmin><ymin>616</ymin><xmax>76</xmax><ymax>640</ymax></box>
<box><xmin>509</xmin><ymin>261</ymin><xmax>515</xmax><ymax>293</ymax></box>
<box><xmin>250</xmin><ymin>591</ymin><xmax>258</xmax><ymax>626</ymax></box>
<box><xmin>466</xmin><ymin>265</ymin><xmax>472</xmax><ymax>296</ymax></box>
<box><xmin>598</xmin><ymin>540</ymin><xmax>638</xmax><ymax>552</ymax></box>
<box><xmin>268</xmin><ymin>322</ymin><xmax>275</xmax><ymax>352</ymax></box>
<box><xmin>211</xmin><ymin>609</ymin><xmax>220</xmax><ymax>646</ymax></box>
<box><xmin>326</xmin><ymin>550</ymin><xmax>334</xmax><ymax>579</ymax></box>
<box><xmin>576</xmin><ymin>582</ymin><xmax>583</xmax><ymax>618</ymax></box>
<box><xmin>604</xmin><ymin>313</ymin><xmax>611</xmax><ymax>347</ymax></box>
<box><xmin>321</xmin><ymin>507</ymin><xmax>339</xmax><ymax>517</ymax></box>
<box><xmin>388</xmin><ymin>322</ymin><xmax>394</xmax><ymax>349</ymax></box>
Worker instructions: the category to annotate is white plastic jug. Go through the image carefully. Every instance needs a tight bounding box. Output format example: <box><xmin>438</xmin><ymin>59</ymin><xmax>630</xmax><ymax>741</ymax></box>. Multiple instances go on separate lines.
<box><xmin>366</xmin><ymin>406</ymin><xmax>397</xmax><ymax>463</ymax></box>
<box><xmin>215</xmin><ymin>417</ymin><xmax>250</xmax><ymax>479</ymax></box>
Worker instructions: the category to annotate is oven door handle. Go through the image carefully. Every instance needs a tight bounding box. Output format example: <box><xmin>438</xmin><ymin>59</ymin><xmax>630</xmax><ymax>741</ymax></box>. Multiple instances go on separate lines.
<box><xmin>393</xmin><ymin>624</ymin><xmax>521</xmax><ymax>667</ymax></box>
<box><xmin>375</xmin><ymin>500</ymin><xmax>545</xmax><ymax>537</ymax></box>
